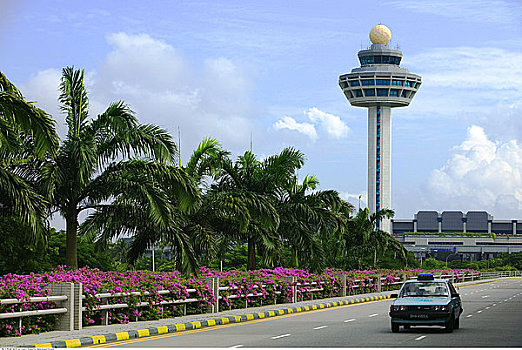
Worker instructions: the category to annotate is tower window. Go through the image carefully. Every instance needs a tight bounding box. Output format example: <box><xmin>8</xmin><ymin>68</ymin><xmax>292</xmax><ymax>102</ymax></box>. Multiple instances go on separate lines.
<box><xmin>376</xmin><ymin>79</ymin><xmax>390</xmax><ymax>85</ymax></box>
<box><xmin>350</xmin><ymin>80</ymin><xmax>360</xmax><ymax>86</ymax></box>
<box><xmin>405</xmin><ymin>81</ymin><xmax>413</xmax><ymax>87</ymax></box>
<box><xmin>362</xmin><ymin>79</ymin><xmax>375</xmax><ymax>86</ymax></box>
<box><xmin>377</xmin><ymin>89</ymin><xmax>388</xmax><ymax>96</ymax></box>
<box><xmin>390</xmin><ymin>89</ymin><xmax>399</xmax><ymax>97</ymax></box>
<box><xmin>392</xmin><ymin>80</ymin><xmax>403</xmax><ymax>86</ymax></box>
<box><xmin>364</xmin><ymin>89</ymin><xmax>375</xmax><ymax>96</ymax></box>
<box><xmin>355</xmin><ymin>89</ymin><xmax>363</xmax><ymax>97</ymax></box>
<box><xmin>401</xmin><ymin>90</ymin><xmax>408</xmax><ymax>98</ymax></box>
<box><xmin>390</xmin><ymin>57</ymin><xmax>401</xmax><ymax>65</ymax></box>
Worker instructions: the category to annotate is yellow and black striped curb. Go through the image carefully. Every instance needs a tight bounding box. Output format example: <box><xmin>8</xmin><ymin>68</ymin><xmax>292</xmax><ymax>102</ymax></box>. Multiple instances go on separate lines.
<box><xmin>27</xmin><ymin>294</ymin><xmax>392</xmax><ymax>348</ymax></box>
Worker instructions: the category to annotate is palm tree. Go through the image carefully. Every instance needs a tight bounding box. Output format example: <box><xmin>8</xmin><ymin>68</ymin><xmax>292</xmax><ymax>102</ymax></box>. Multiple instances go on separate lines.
<box><xmin>275</xmin><ymin>175</ymin><xmax>354</xmax><ymax>271</ymax></box>
<box><xmin>213</xmin><ymin>147</ymin><xmax>305</xmax><ymax>270</ymax></box>
<box><xmin>81</xmin><ymin>138</ymin><xmax>228</xmax><ymax>273</ymax></box>
<box><xmin>0</xmin><ymin>71</ymin><xmax>58</xmax><ymax>157</ymax></box>
<box><xmin>0</xmin><ymin>71</ymin><xmax>58</xmax><ymax>237</ymax></box>
<box><xmin>344</xmin><ymin>207</ymin><xmax>407</xmax><ymax>268</ymax></box>
<box><xmin>42</xmin><ymin>66</ymin><xmax>195</xmax><ymax>269</ymax></box>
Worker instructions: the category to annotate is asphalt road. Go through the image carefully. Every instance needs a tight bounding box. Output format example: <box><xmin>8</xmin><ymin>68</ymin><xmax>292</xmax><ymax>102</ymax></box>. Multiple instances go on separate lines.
<box><xmin>96</xmin><ymin>278</ymin><xmax>522</xmax><ymax>348</ymax></box>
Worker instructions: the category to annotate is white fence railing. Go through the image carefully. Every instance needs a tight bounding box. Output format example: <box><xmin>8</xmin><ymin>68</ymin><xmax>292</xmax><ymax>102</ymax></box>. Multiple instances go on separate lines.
<box><xmin>0</xmin><ymin>270</ymin><xmax>516</xmax><ymax>335</ymax></box>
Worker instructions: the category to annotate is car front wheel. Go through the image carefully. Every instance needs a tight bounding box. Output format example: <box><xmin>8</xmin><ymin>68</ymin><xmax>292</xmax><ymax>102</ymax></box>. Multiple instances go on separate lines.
<box><xmin>391</xmin><ymin>322</ymin><xmax>399</xmax><ymax>333</ymax></box>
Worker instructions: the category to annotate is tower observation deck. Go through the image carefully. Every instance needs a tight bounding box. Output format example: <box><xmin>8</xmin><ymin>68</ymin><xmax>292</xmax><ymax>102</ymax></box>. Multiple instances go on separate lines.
<box><xmin>338</xmin><ymin>25</ymin><xmax>421</xmax><ymax>232</ymax></box>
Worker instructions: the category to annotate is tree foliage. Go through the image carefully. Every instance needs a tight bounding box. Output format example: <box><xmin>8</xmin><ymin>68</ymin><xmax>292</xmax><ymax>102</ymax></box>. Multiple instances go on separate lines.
<box><xmin>0</xmin><ymin>71</ymin><xmax>58</xmax><ymax>237</ymax></box>
<box><xmin>1</xmin><ymin>67</ymin><xmax>423</xmax><ymax>274</ymax></box>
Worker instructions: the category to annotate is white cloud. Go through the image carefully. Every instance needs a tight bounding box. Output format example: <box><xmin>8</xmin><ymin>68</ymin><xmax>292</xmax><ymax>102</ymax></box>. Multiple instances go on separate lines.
<box><xmin>408</xmin><ymin>47</ymin><xmax>522</xmax><ymax>91</ymax></box>
<box><xmin>273</xmin><ymin>107</ymin><xmax>349</xmax><ymax>140</ymax></box>
<box><xmin>427</xmin><ymin>125</ymin><xmax>522</xmax><ymax>217</ymax></box>
<box><xmin>401</xmin><ymin>46</ymin><xmax>522</xmax><ymax>121</ymax></box>
<box><xmin>273</xmin><ymin>116</ymin><xmax>317</xmax><ymax>140</ymax></box>
<box><xmin>339</xmin><ymin>191</ymin><xmax>367</xmax><ymax>210</ymax></box>
<box><xmin>20</xmin><ymin>32</ymin><xmax>258</xmax><ymax>157</ymax></box>
<box><xmin>389</xmin><ymin>0</ymin><xmax>521</xmax><ymax>24</ymax></box>
<box><xmin>19</xmin><ymin>69</ymin><xmax>64</xmax><ymax>134</ymax></box>
<box><xmin>306</xmin><ymin>107</ymin><xmax>350</xmax><ymax>139</ymax></box>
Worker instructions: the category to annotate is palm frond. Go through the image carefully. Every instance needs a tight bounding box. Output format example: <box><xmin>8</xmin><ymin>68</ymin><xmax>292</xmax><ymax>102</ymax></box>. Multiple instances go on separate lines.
<box><xmin>59</xmin><ymin>66</ymin><xmax>89</xmax><ymax>137</ymax></box>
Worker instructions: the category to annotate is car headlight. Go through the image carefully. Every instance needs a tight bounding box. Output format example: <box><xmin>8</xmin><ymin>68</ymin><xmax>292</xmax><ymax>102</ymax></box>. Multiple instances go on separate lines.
<box><xmin>433</xmin><ymin>305</ymin><xmax>450</xmax><ymax>311</ymax></box>
<box><xmin>391</xmin><ymin>305</ymin><xmax>407</xmax><ymax>311</ymax></box>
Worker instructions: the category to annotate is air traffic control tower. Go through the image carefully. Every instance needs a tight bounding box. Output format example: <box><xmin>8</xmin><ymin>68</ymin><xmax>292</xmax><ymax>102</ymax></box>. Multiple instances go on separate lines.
<box><xmin>339</xmin><ymin>25</ymin><xmax>421</xmax><ymax>232</ymax></box>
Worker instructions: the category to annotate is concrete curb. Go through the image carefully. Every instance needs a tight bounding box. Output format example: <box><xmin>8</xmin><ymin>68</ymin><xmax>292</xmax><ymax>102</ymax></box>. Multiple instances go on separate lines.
<box><xmin>28</xmin><ymin>294</ymin><xmax>392</xmax><ymax>348</ymax></box>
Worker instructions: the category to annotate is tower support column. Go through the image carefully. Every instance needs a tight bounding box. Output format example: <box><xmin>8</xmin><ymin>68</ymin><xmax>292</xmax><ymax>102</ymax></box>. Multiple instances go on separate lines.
<box><xmin>367</xmin><ymin>106</ymin><xmax>391</xmax><ymax>232</ymax></box>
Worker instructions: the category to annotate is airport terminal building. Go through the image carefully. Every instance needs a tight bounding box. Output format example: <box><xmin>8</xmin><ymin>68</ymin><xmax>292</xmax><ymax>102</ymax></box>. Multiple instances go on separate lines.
<box><xmin>392</xmin><ymin>211</ymin><xmax>522</xmax><ymax>262</ymax></box>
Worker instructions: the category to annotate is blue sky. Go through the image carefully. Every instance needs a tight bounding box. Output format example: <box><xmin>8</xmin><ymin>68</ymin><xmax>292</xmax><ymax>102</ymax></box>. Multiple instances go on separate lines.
<box><xmin>1</xmin><ymin>0</ymin><xmax>522</xmax><ymax>224</ymax></box>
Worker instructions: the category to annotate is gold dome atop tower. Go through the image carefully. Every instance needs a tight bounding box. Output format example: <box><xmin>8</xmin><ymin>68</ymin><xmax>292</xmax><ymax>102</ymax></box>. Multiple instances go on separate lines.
<box><xmin>369</xmin><ymin>24</ymin><xmax>391</xmax><ymax>44</ymax></box>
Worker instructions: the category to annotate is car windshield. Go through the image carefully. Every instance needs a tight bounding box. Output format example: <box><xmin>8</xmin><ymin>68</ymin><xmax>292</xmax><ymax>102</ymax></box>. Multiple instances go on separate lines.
<box><xmin>399</xmin><ymin>281</ymin><xmax>449</xmax><ymax>297</ymax></box>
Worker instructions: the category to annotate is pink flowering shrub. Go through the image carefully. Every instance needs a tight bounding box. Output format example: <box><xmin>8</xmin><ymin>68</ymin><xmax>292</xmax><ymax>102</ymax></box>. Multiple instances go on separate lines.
<box><xmin>0</xmin><ymin>266</ymin><xmax>479</xmax><ymax>336</ymax></box>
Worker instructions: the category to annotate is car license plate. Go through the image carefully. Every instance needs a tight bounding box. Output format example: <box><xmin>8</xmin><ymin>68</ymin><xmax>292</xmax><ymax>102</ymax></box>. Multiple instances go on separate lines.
<box><xmin>410</xmin><ymin>314</ymin><xmax>428</xmax><ymax>319</ymax></box>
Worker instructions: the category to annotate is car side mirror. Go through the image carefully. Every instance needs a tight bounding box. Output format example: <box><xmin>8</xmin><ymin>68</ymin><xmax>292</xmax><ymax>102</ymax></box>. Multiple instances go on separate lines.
<box><xmin>390</xmin><ymin>293</ymin><xmax>398</xmax><ymax>298</ymax></box>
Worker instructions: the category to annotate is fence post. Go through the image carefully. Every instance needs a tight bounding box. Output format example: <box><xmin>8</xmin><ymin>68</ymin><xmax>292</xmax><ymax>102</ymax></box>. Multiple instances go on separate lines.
<box><xmin>212</xmin><ymin>277</ymin><xmax>220</xmax><ymax>313</ymax></box>
<box><xmin>292</xmin><ymin>276</ymin><xmax>297</xmax><ymax>303</ymax></box>
<box><xmin>281</xmin><ymin>276</ymin><xmax>296</xmax><ymax>303</ymax></box>
<box><xmin>101</xmin><ymin>297</ymin><xmax>109</xmax><ymax>326</ymax></box>
<box><xmin>341</xmin><ymin>275</ymin><xmax>347</xmax><ymax>297</ymax></box>
<box><xmin>47</xmin><ymin>282</ymin><xmax>74</xmax><ymax>331</ymax></box>
<box><xmin>74</xmin><ymin>283</ymin><xmax>83</xmax><ymax>330</ymax></box>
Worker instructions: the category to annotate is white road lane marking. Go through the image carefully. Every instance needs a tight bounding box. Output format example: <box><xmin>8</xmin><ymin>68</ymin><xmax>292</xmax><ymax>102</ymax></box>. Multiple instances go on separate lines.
<box><xmin>481</xmin><ymin>295</ymin><xmax>489</xmax><ymax>298</ymax></box>
<box><xmin>230</xmin><ymin>345</ymin><xmax>244</xmax><ymax>348</ymax></box>
<box><xmin>272</xmin><ymin>334</ymin><xmax>291</xmax><ymax>339</ymax></box>
<box><xmin>344</xmin><ymin>319</ymin><xmax>356</xmax><ymax>323</ymax></box>
<box><xmin>369</xmin><ymin>314</ymin><xmax>378</xmax><ymax>317</ymax></box>
<box><xmin>313</xmin><ymin>326</ymin><xmax>328</xmax><ymax>330</ymax></box>
<box><xmin>477</xmin><ymin>310</ymin><xmax>483</xmax><ymax>313</ymax></box>
<box><xmin>416</xmin><ymin>336</ymin><xmax>426</xmax><ymax>341</ymax></box>
<box><xmin>466</xmin><ymin>315</ymin><xmax>473</xmax><ymax>318</ymax></box>
<box><xmin>493</xmin><ymin>304</ymin><xmax>496</xmax><ymax>306</ymax></box>
<box><xmin>485</xmin><ymin>306</ymin><xmax>490</xmax><ymax>309</ymax></box>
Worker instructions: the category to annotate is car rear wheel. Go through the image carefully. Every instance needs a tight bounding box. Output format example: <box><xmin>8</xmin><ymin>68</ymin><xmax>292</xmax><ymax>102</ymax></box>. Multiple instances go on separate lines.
<box><xmin>454</xmin><ymin>315</ymin><xmax>460</xmax><ymax>329</ymax></box>
<box><xmin>391</xmin><ymin>322</ymin><xmax>399</xmax><ymax>333</ymax></box>
<box><xmin>404</xmin><ymin>325</ymin><xmax>411</xmax><ymax>330</ymax></box>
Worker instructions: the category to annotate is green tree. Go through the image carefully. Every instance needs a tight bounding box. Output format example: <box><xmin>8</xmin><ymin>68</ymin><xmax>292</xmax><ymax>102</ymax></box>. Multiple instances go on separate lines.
<box><xmin>213</xmin><ymin>148</ymin><xmax>306</xmax><ymax>270</ymax></box>
<box><xmin>41</xmin><ymin>66</ymin><xmax>192</xmax><ymax>269</ymax></box>
<box><xmin>0</xmin><ymin>71</ymin><xmax>58</xmax><ymax>236</ymax></box>
<box><xmin>275</xmin><ymin>175</ymin><xmax>354</xmax><ymax>271</ymax></box>
<box><xmin>344</xmin><ymin>207</ymin><xmax>407</xmax><ymax>269</ymax></box>
<box><xmin>0</xmin><ymin>219</ymin><xmax>114</xmax><ymax>274</ymax></box>
<box><xmin>81</xmin><ymin>138</ymin><xmax>225</xmax><ymax>273</ymax></box>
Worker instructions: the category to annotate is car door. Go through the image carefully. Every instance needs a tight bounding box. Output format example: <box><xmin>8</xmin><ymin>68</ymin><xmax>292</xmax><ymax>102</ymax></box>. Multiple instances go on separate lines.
<box><xmin>448</xmin><ymin>282</ymin><xmax>462</xmax><ymax>317</ymax></box>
